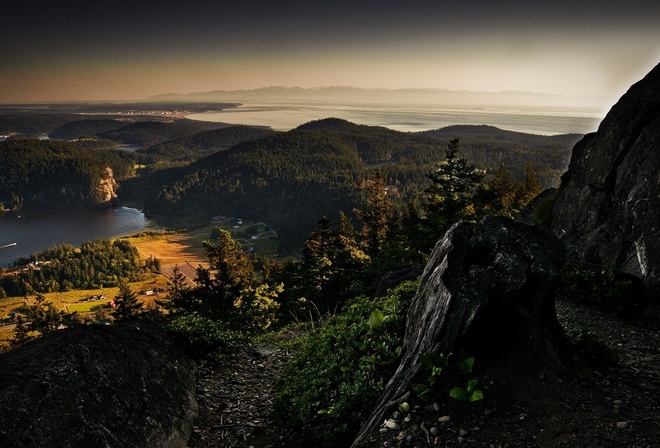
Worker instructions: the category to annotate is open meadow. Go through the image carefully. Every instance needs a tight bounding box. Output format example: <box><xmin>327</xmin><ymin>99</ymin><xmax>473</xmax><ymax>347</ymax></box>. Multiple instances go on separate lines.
<box><xmin>0</xmin><ymin>218</ymin><xmax>280</xmax><ymax>350</ymax></box>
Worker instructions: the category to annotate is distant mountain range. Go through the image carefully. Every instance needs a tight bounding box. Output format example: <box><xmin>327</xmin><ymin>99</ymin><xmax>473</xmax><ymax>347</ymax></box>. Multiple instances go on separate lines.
<box><xmin>146</xmin><ymin>86</ymin><xmax>612</xmax><ymax>112</ymax></box>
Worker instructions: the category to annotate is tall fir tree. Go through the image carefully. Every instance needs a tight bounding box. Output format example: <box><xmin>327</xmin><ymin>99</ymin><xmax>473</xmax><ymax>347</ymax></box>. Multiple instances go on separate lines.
<box><xmin>421</xmin><ymin>139</ymin><xmax>483</xmax><ymax>249</ymax></box>
<box><xmin>111</xmin><ymin>283</ymin><xmax>142</xmax><ymax>322</ymax></box>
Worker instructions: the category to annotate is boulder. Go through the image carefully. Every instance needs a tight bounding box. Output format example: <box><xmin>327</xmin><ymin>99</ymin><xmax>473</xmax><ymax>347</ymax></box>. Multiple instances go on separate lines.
<box><xmin>0</xmin><ymin>323</ymin><xmax>197</xmax><ymax>448</ymax></box>
<box><xmin>551</xmin><ymin>62</ymin><xmax>660</xmax><ymax>300</ymax></box>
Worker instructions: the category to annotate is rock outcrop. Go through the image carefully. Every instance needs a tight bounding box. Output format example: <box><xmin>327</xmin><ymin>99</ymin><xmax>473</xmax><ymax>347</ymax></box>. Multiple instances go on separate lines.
<box><xmin>0</xmin><ymin>323</ymin><xmax>197</xmax><ymax>448</ymax></box>
<box><xmin>97</xmin><ymin>166</ymin><xmax>119</xmax><ymax>204</ymax></box>
<box><xmin>353</xmin><ymin>217</ymin><xmax>567</xmax><ymax>447</ymax></box>
<box><xmin>551</xmin><ymin>63</ymin><xmax>660</xmax><ymax>300</ymax></box>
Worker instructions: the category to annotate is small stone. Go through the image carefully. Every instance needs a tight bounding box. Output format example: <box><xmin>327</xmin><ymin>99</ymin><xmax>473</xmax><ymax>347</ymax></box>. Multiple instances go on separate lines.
<box><xmin>616</xmin><ymin>421</ymin><xmax>629</xmax><ymax>429</ymax></box>
<box><xmin>459</xmin><ymin>429</ymin><xmax>468</xmax><ymax>436</ymax></box>
<box><xmin>385</xmin><ymin>419</ymin><xmax>401</xmax><ymax>430</ymax></box>
<box><xmin>392</xmin><ymin>411</ymin><xmax>401</xmax><ymax>420</ymax></box>
<box><xmin>399</xmin><ymin>402</ymin><xmax>411</xmax><ymax>413</ymax></box>
<box><xmin>433</xmin><ymin>402</ymin><xmax>441</xmax><ymax>411</ymax></box>
<box><xmin>438</xmin><ymin>415</ymin><xmax>451</xmax><ymax>423</ymax></box>
<box><xmin>430</xmin><ymin>426</ymin><xmax>438</xmax><ymax>436</ymax></box>
<box><xmin>613</xmin><ymin>400</ymin><xmax>623</xmax><ymax>405</ymax></box>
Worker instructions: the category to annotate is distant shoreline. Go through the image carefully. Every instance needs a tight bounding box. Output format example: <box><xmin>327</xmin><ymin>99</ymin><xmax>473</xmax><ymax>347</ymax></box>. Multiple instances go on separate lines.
<box><xmin>186</xmin><ymin>101</ymin><xmax>603</xmax><ymax>136</ymax></box>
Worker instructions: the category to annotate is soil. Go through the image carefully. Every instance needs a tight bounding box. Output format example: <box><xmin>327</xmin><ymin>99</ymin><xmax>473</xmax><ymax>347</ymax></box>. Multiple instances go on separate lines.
<box><xmin>187</xmin><ymin>299</ymin><xmax>660</xmax><ymax>448</ymax></box>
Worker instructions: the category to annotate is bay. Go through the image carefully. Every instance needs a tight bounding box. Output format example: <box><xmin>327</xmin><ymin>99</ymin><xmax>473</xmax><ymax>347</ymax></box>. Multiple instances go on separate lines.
<box><xmin>0</xmin><ymin>207</ymin><xmax>150</xmax><ymax>267</ymax></box>
<box><xmin>187</xmin><ymin>102</ymin><xmax>604</xmax><ymax>135</ymax></box>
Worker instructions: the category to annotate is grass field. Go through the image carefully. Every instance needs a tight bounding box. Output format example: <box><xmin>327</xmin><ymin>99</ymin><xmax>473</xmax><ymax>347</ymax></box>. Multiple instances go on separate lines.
<box><xmin>0</xmin><ymin>217</ymin><xmax>281</xmax><ymax>349</ymax></box>
<box><xmin>128</xmin><ymin>219</ymin><xmax>279</xmax><ymax>270</ymax></box>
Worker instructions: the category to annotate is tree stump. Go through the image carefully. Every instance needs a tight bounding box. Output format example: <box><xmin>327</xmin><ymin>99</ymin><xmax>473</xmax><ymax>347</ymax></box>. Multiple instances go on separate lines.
<box><xmin>352</xmin><ymin>216</ymin><xmax>568</xmax><ymax>447</ymax></box>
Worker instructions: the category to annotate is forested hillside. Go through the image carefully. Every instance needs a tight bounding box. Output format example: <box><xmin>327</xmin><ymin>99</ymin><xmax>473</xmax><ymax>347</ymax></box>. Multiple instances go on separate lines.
<box><xmin>143</xmin><ymin>129</ymin><xmax>369</xmax><ymax>246</ymax></box>
<box><xmin>1</xmin><ymin>115</ymin><xmax>580</xmax><ymax>250</ymax></box>
<box><xmin>0</xmin><ymin>113</ymin><xmax>81</xmax><ymax>136</ymax></box>
<box><xmin>143</xmin><ymin>119</ymin><xmax>579</xmax><ymax>249</ymax></box>
<box><xmin>97</xmin><ymin>121</ymin><xmax>214</xmax><ymax>146</ymax></box>
<box><xmin>0</xmin><ymin>139</ymin><xmax>135</xmax><ymax>209</ymax></box>
<box><xmin>49</xmin><ymin>119</ymin><xmax>127</xmax><ymax>139</ymax></box>
<box><xmin>136</xmin><ymin>125</ymin><xmax>276</xmax><ymax>167</ymax></box>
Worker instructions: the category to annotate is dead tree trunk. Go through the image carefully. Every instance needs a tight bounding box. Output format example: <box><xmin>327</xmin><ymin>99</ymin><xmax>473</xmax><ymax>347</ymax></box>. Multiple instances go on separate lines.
<box><xmin>352</xmin><ymin>216</ymin><xmax>569</xmax><ymax>447</ymax></box>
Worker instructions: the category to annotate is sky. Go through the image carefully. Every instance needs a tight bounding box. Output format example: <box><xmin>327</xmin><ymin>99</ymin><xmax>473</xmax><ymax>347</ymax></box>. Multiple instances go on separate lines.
<box><xmin>1</xmin><ymin>0</ymin><xmax>659</xmax><ymax>103</ymax></box>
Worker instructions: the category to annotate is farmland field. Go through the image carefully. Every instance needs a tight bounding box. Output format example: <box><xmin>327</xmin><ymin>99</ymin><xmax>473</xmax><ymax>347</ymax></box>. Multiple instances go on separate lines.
<box><xmin>0</xmin><ymin>218</ymin><xmax>280</xmax><ymax>350</ymax></box>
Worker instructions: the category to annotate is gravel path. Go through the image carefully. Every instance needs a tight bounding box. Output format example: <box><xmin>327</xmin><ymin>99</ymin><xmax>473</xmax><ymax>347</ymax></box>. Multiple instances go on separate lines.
<box><xmin>188</xmin><ymin>300</ymin><xmax>660</xmax><ymax>448</ymax></box>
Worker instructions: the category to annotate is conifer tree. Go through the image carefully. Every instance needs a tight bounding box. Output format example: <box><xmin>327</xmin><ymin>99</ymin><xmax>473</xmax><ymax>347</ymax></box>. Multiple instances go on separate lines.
<box><xmin>111</xmin><ymin>283</ymin><xmax>142</xmax><ymax>322</ymax></box>
<box><xmin>11</xmin><ymin>293</ymin><xmax>68</xmax><ymax>345</ymax></box>
<box><xmin>421</xmin><ymin>139</ymin><xmax>483</xmax><ymax>249</ymax></box>
<box><xmin>354</xmin><ymin>169</ymin><xmax>393</xmax><ymax>257</ymax></box>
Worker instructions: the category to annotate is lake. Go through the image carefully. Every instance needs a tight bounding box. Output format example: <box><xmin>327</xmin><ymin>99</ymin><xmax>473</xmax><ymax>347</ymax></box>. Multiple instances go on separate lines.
<box><xmin>187</xmin><ymin>102</ymin><xmax>604</xmax><ymax>135</ymax></box>
<box><xmin>0</xmin><ymin>207</ymin><xmax>150</xmax><ymax>267</ymax></box>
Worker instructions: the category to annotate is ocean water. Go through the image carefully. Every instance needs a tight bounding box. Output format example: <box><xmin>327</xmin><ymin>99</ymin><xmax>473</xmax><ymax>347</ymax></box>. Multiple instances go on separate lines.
<box><xmin>0</xmin><ymin>207</ymin><xmax>149</xmax><ymax>266</ymax></box>
<box><xmin>187</xmin><ymin>102</ymin><xmax>604</xmax><ymax>136</ymax></box>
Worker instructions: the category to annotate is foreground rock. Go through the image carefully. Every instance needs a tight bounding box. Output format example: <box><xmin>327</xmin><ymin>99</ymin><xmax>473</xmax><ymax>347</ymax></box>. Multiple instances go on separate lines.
<box><xmin>352</xmin><ymin>217</ymin><xmax>567</xmax><ymax>447</ymax></box>
<box><xmin>551</xmin><ymin>62</ymin><xmax>660</xmax><ymax>300</ymax></box>
<box><xmin>0</xmin><ymin>323</ymin><xmax>198</xmax><ymax>448</ymax></box>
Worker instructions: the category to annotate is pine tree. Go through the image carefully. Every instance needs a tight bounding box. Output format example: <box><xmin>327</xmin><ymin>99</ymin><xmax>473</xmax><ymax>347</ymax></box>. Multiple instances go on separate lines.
<box><xmin>11</xmin><ymin>293</ymin><xmax>68</xmax><ymax>345</ymax></box>
<box><xmin>354</xmin><ymin>169</ymin><xmax>393</xmax><ymax>257</ymax></box>
<box><xmin>421</xmin><ymin>139</ymin><xmax>483</xmax><ymax>248</ymax></box>
<box><xmin>111</xmin><ymin>283</ymin><xmax>142</xmax><ymax>322</ymax></box>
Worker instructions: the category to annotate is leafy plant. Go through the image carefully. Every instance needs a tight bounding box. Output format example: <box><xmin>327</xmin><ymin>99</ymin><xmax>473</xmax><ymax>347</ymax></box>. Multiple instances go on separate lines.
<box><xmin>273</xmin><ymin>280</ymin><xmax>416</xmax><ymax>446</ymax></box>
<box><xmin>420</xmin><ymin>351</ymin><xmax>449</xmax><ymax>386</ymax></box>
<box><xmin>165</xmin><ymin>312</ymin><xmax>245</xmax><ymax>359</ymax></box>
<box><xmin>454</xmin><ymin>348</ymin><xmax>475</xmax><ymax>374</ymax></box>
<box><xmin>414</xmin><ymin>349</ymin><xmax>483</xmax><ymax>402</ymax></box>
<box><xmin>450</xmin><ymin>379</ymin><xmax>484</xmax><ymax>402</ymax></box>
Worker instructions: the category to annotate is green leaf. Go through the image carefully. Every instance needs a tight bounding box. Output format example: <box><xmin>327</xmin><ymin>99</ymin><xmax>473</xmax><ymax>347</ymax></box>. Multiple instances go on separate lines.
<box><xmin>469</xmin><ymin>389</ymin><xmax>484</xmax><ymax>401</ymax></box>
<box><xmin>369</xmin><ymin>309</ymin><xmax>385</xmax><ymax>330</ymax></box>
<box><xmin>420</xmin><ymin>351</ymin><xmax>448</xmax><ymax>370</ymax></box>
<box><xmin>450</xmin><ymin>387</ymin><xmax>468</xmax><ymax>400</ymax></box>
<box><xmin>457</xmin><ymin>356</ymin><xmax>475</xmax><ymax>373</ymax></box>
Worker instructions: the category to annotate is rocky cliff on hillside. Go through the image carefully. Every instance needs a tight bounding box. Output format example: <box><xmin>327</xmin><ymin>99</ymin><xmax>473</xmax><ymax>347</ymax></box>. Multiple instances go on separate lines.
<box><xmin>551</xmin><ymin>62</ymin><xmax>660</xmax><ymax>300</ymax></box>
<box><xmin>0</xmin><ymin>323</ymin><xmax>197</xmax><ymax>448</ymax></box>
<box><xmin>97</xmin><ymin>166</ymin><xmax>119</xmax><ymax>204</ymax></box>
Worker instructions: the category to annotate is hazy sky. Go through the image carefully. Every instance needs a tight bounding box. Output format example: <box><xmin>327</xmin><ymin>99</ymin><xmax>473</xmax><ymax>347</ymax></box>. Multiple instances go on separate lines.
<box><xmin>1</xmin><ymin>0</ymin><xmax>659</xmax><ymax>103</ymax></box>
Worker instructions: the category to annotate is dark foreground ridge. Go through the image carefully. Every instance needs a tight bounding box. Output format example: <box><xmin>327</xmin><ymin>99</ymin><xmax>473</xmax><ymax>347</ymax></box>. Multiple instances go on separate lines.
<box><xmin>0</xmin><ymin>323</ymin><xmax>197</xmax><ymax>448</ymax></box>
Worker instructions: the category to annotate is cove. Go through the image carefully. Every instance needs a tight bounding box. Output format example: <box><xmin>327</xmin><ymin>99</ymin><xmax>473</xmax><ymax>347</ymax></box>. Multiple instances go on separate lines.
<box><xmin>0</xmin><ymin>207</ymin><xmax>150</xmax><ymax>267</ymax></box>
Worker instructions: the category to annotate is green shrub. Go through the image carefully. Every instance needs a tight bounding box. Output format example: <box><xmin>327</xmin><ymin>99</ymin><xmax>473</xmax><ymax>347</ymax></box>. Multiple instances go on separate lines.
<box><xmin>273</xmin><ymin>280</ymin><xmax>417</xmax><ymax>446</ymax></box>
<box><xmin>413</xmin><ymin>349</ymin><xmax>482</xmax><ymax>402</ymax></box>
<box><xmin>165</xmin><ymin>312</ymin><xmax>245</xmax><ymax>358</ymax></box>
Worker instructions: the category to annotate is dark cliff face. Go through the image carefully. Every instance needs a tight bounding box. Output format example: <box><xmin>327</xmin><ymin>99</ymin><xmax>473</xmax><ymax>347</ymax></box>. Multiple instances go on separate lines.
<box><xmin>551</xmin><ymin>62</ymin><xmax>660</xmax><ymax>299</ymax></box>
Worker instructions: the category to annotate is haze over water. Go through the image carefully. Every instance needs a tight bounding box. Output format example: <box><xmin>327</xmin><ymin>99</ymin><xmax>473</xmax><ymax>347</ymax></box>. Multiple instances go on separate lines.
<box><xmin>188</xmin><ymin>102</ymin><xmax>603</xmax><ymax>135</ymax></box>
